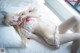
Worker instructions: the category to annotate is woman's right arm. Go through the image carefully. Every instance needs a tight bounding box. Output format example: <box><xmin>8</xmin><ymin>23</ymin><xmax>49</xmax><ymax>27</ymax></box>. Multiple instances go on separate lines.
<box><xmin>21</xmin><ymin>28</ymin><xmax>55</xmax><ymax>49</ymax></box>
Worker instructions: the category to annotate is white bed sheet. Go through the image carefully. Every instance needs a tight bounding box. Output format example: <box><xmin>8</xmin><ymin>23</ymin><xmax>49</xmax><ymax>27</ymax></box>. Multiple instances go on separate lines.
<box><xmin>3</xmin><ymin>4</ymin><xmax>73</xmax><ymax>53</ymax></box>
<box><xmin>5</xmin><ymin>40</ymin><xmax>71</xmax><ymax>53</ymax></box>
<box><xmin>0</xmin><ymin>0</ymin><xmax>79</xmax><ymax>53</ymax></box>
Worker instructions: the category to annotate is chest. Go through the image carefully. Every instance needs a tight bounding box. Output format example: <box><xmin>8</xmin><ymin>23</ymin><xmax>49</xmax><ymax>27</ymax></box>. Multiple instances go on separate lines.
<box><xmin>33</xmin><ymin>18</ymin><xmax>57</xmax><ymax>35</ymax></box>
<box><xmin>23</xmin><ymin>18</ymin><xmax>38</xmax><ymax>32</ymax></box>
<box><xmin>22</xmin><ymin>17</ymin><xmax>57</xmax><ymax>34</ymax></box>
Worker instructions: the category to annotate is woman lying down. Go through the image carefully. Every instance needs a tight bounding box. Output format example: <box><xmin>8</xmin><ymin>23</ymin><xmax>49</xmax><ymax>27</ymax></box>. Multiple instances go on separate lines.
<box><xmin>2</xmin><ymin>8</ymin><xmax>80</xmax><ymax>49</ymax></box>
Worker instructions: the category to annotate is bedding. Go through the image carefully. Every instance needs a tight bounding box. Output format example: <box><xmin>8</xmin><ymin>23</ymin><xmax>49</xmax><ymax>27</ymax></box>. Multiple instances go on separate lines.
<box><xmin>0</xmin><ymin>0</ymin><xmax>41</xmax><ymax>13</ymax></box>
<box><xmin>0</xmin><ymin>25</ymin><xmax>25</xmax><ymax>48</ymax></box>
<box><xmin>0</xmin><ymin>0</ymin><xmax>42</xmax><ymax>24</ymax></box>
<box><xmin>0</xmin><ymin>0</ymin><xmax>78</xmax><ymax>53</ymax></box>
<box><xmin>5</xmin><ymin>40</ymin><xmax>72</xmax><ymax>53</ymax></box>
<box><xmin>0</xmin><ymin>0</ymin><xmax>43</xmax><ymax>48</ymax></box>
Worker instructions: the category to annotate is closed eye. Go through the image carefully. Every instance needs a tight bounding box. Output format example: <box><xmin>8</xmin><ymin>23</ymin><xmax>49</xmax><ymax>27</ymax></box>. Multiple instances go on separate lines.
<box><xmin>12</xmin><ymin>20</ymin><xmax>16</xmax><ymax>22</ymax></box>
<box><xmin>21</xmin><ymin>12</ymin><xmax>26</xmax><ymax>15</ymax></box>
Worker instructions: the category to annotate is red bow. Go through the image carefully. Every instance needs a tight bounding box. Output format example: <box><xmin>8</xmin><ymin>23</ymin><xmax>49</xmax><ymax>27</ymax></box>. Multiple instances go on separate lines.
<box><xmin>18</xmin><ymin>16</ymin><xmax>31</xmax><ymax>28</ymax></box>
<box><xmin>26</xmin><ymin>16</ymin><xmax>30</xmax><ymax>22</ymax></box>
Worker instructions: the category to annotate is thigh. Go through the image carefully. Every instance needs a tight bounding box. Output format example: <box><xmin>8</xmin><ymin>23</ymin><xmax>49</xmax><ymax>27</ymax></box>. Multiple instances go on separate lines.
<box><xmin>71</xmin><ymin>40</ymin><xmax>79</xmax><ymax>53</ymax></box>
<box><xmin>59</xmin><ymin>16</ymin><xmax>78</xmax><ymax>34</ymax></box>
<box><xmin>70</xmin><ymin>21</ymin><xmax>80</xmax><ymax>53</ymax></box>
<box><xmin>60</xmin><ymin>33</ymin><xmax>80</xmax><ymax>44</ymax></box>
<box><xmin>71</xmin><ymin>23</ymin><xmax>78</xmax><ymax>32</ymax></box>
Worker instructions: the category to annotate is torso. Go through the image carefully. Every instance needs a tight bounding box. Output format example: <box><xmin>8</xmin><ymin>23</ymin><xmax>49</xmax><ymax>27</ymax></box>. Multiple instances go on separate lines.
<box><xmin>23</xmin><ymin>17</ymin><xmax>38</xmax><ymax>33</ymax></box>
<box><xmin>21</xmin><ymin>17</ymin><xmax>57</xmax><ymax>37</ymax></box>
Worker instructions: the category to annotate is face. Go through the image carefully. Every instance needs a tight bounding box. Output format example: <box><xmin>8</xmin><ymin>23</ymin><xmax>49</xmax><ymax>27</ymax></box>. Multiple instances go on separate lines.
<box><xmin>5</xmin><ymin>10</ymin><xmax>39</xmax><ymax>26</ymax></box>
<box><xmin>5</xmin><ymin>11</ymin><xmax>29</xmax><ymax>26</ymax></box>
<box><xmin>5</xmin><ymin>13</ymin><xmax>21</xmax><ymax>25</ymax></box>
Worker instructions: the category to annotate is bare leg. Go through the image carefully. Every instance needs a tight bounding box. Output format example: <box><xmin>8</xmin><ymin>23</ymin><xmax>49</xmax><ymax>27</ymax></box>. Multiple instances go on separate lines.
<box><xmin>30</xmin><ymin>33</ymin><xmax>80</xmax><ymax>49</ymax></box>
<box><xmin>30</xmin><ymin>33</ymin><xmax>56</xmax><ymax>49</ymax></box>
<box><xmin>59</xmin><ymin>16</ymin><xmax>80</xmax><ymax>53</ymax></box>
<box><xmin>61</xmin><ymin>33</ymin><xmax>79</xmax><ymax>53</ymax></box>
<box><xmin>26</xmin><ymin>16</ymin><xmax>80</xmax><ymax>50</ymax></box>
<box><xmin>60</xmin><ymin>33</ymin><xmax>80</xmax><ymax>45</ymax></box>
<box><xmin>59</xmin><ymin>16</ymin><xmax>78</xmax><ymax>34</ymax></box>
<box><xmin>71</xmin><ymin>22</ymin><xmax>80</xmax><ymax>53</ymax></box>
<box><xmin>33</xmin><ymin>16</ymin><xmax>80</xmax><ymax>47</ymax></box>
<box><xmin>71</xmin><ymin>40</ymin><xmax>79</xmax><ymax>53</ymax></box>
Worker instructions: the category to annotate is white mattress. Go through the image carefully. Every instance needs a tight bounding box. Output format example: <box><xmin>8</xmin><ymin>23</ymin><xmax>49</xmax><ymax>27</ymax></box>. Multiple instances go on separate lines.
<box><xmin>5</xmin><ymin>40</ymin><xmax>71</xmax><ymax>53</ymax></box>
<box><xmin>0</xmin><ymin>0</ymin><xmax>80</xmax><ymax>53</ymax></box>
<box><xmin>2</xmin><ymin>5</ymin><xmax>73</xmax><ymax>53</ymax></box>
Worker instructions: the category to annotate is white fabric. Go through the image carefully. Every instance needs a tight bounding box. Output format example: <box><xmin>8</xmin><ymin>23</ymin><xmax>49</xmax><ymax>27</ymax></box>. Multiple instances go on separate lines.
<box><xmin>0</xmin><ymin>0</ymin><xmax>41</xmax><ymax>25</ymax></box>
<box><xmin>54</xmin><ymin>27</ymin><xmax>60</xmax><ymax>48</ymax></box>
<box><xmin>23</xmin><ymin>18</ymin><xmax>38</xmax><ymax>32</ymax></box>
<box><xmin>0</xmin><ymin>0</ymin><xmax>42</xmax><ymax>48</ymax></box>
<box><xmin>0</xmin><ymin>25</ymin><xmax>24</xmax><ymax>48</ymax></box>
<box><xmin>0</xmin><ymin>0</ymin><xmax>76</xmax><ymax>53</ymax></box>
<box><xmin>23</xmin><ymin>15</ymin><xmax>60</xmax><ymax>49</ymax></box>
<box><xmin>5</xmin><ymin>40</ymin><xmax>72</xmax><ymax>53</ymax></box>
<box><xmin>0</xmin><ymin>0</ymin><xmax>41</xmax><ymax>13</ymax></box>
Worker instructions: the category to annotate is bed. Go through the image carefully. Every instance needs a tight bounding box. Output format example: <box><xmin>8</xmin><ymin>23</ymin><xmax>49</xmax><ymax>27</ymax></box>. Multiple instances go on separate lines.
<box><xmin>0</xmin><ymin>25</ymin><xmax>72</xmax><ymax>53</ymax></box>
<box><xmin>0</xmin><ymin>0</ymin><xmax>80</xmax><ymax>53</ymax></box>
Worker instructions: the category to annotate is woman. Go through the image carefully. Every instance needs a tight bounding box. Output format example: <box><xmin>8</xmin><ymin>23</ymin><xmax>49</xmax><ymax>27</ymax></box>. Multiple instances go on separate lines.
<box><xmin>2</xmin><ymin>9</ymin><xmax>80</xmax><ymax>49</ymax></box>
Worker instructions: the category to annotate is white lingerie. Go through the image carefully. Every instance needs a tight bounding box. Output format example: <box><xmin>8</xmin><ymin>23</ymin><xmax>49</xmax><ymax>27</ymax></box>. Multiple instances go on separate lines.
<box><xmin>22</xmin><ymin>17</ymin><xmax>60</xmax><ymax>48</ymax></box>
<box><xmin>54</xmin><ymin>27</ymin><xmax>60</xmax><ymax>48</ymax></box>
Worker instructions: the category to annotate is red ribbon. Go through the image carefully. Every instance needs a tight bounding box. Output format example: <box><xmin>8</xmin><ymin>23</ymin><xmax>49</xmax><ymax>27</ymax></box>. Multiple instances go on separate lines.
<box><xmin>26</xmin><ymin>16</ymin><xmax>30</xmax><ymax>22</ymax></box>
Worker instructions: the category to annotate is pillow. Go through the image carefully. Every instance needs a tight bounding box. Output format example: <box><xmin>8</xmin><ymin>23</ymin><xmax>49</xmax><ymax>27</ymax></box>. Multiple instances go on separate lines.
<box><xmin>0</xmin><ymin>25</ymin><xmax>25</xmax><ymax>48</ymax></box>
<box><xmin>0</xmin><ymin>0</ymin><xmax>42</xmax><ymax>25</ymax></box>
<box><xmin>0</xmin><ymin>0</ymin><xmax>43</xmax><ymax>47</ymax></box>
<box><xmin>0</xmin><ymin>0</ymin><xmax>41</xmax><ymax>13</ymax></box>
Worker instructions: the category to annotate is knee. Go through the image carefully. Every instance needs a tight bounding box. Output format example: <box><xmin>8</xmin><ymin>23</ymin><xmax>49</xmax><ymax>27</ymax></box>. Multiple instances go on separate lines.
<box><xmin>72</xmin><ymin>16</ymin><xmax>80</xmax><ymax>22</ymax></box>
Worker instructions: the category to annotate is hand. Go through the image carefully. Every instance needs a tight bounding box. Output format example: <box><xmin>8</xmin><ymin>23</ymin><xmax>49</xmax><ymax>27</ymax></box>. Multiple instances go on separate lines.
<box><xmin>25</xmin><ymin>35</ymin><xmax>32</xmax><ymax>40</ymax></box>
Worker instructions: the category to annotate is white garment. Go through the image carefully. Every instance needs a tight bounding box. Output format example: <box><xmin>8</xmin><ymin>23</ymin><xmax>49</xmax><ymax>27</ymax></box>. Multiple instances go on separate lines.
<box><xmin>22</xmin><ymin>17</ymin><xmax>38</xmax><ymax>37</ymax></box>
<box><xmin>23</xmin><ymin>18</ymin><xmax>37</xmax><ymax>32</ymax></box>
<box><xmin>54</xmin><ymin>27</ymin><xmax>60</xmax><ymax>49</ymax></box>
<box><xmin>22</xmin><ymin>17</ymin><xmax>60</xmax><ymax>48</ymax></box>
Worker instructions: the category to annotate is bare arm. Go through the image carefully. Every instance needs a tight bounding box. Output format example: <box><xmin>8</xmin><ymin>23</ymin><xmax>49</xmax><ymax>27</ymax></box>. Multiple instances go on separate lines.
<box><xmin>21</xmin><ymin>28</ymin><xmax>55</xmax><ymax>49</ymax></box>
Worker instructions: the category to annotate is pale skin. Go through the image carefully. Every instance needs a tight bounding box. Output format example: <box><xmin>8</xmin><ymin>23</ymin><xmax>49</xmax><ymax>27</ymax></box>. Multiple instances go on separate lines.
<box><xmin>59</xmin><ymin>16</ymin><xmax>80</xmax><ymax>53</ymax></box>
<box><xmin>63</xmin><ymin>17</ymin><xmax>80</xmax><ymax>53</ymax></box>
<box><xmin>4</xmin><ymin>11</ymin><xmax>80</xmax><ymax>50</ymax></box>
